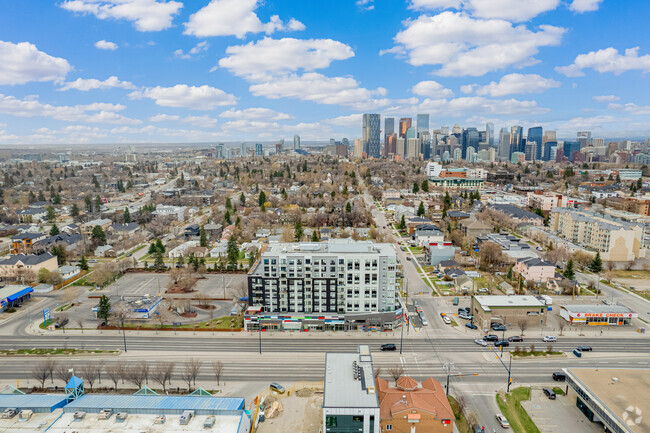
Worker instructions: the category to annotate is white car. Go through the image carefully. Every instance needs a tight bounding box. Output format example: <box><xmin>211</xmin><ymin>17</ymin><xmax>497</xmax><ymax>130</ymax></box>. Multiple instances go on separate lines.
<box><xmin>542</xmin><ymin>336</ymin><xmax>557</xmax><ymax>342</ymax></box>
<box><xmin>496</xmin><ymin>414</ymin><xmax>510</xmax><ymax>428</ymax></box>
<box><xmin>443</xmin><ymin>316</ymin><xmax>451</xmax><ymax>325</ymax></box>
<box><xmin>474</xmin><ymin>339</ymin><xmax>487</xmax><ymax>346</ymax></box>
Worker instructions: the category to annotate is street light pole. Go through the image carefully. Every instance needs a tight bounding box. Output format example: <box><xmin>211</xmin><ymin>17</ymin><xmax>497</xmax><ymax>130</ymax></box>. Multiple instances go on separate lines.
<box><xmin>258</xmin><ymin>319</ymin><xmax>262</xmax><ymax>354</ymax></box>
<box><xmin>400</xmin><ymin>313</ymin><xmax>404</xmax><ymax>355</ymax></box>
<box><xmin>507</xmin><ymin>355</ymin><xmax>512</xmax><ymax>392</ymax></box>
<box><xmin>121</xmin><ymin>315</ymin><xmax>127</xmax><ymax>353</ymax></box>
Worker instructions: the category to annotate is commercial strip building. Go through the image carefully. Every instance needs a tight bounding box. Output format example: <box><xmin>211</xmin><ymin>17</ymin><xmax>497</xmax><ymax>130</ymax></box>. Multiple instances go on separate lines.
<box><xmin>247</xmin><ymin>240</ymin><xmax>399</xmax><ymax>329</ymax></box>
<box><xmin>560</xmin><ymin>305</ymin><xmax>638</xmax><ymax>326</ymax></box>
<box><xmin>564</xmin><ymin>368</ymin><xmax>649</xmax><ymax>433</ymax></box>
<box><xmin>323</xmin><ymin>345</ymin><xmax>380</xmax><ymax>433</ymax></box>
<box><xmin>549</xmin><ymin>208</ymin><xmax>646</xmax><ymax>262</ymax></box>
<box><xmin>0</xmin><ymin>285</ymin><xmax>33</xmax><ymax>311</ymax></box>
<box><xmin>471</xmin><ymin>295</ymin><xmax>547</xmax><ymax>330</ymax></box>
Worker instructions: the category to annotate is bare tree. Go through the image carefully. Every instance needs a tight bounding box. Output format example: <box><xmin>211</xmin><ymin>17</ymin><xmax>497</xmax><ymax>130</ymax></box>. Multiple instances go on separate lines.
<box><xmin>605</xmin><ymin>261</ymin><xmax>616</xmax><ymax>272</ymax></box>
<box><xmin>31</xmin><ymin>361</ymin><xmax>51</xmax><ymax>389</ymax></box>
<box><xmin>529</xmin><ymin>344</ymin><xmax>536</xmax><ymax>354</ymax></box>
<box><xmin>126</xmin><ymin>361</ymin><xmax>148</xmax><ymax>389</ymax></box>
<box><xmin>106</xmin><ymin>364</ymin><xmax>121</xmax><ymax>391</ymax></box>
<box><xmin>59</xmin><ymin>314</ymin><xmax>69</xmax><ymax>334</ymax></box>
<box><xmin>625</xmin><ymin>260</ymin><xmax>634</xmax><ymax>271</ymax></box>
<box><xmin>44</xmin><ymin>358</ymin><xmax>57</xmax><ymax>384</ymax></box>
<box><xmin>80</xmin><ymin>364</ymin><xmax>99</xmax><ymax>391</ymax></box>
<box><xmin>76</xmin><ymin>318</ymin><xmax>84</xmax><ymax>334</ymax></box>
<box><xmin>517</xmin><ymin>320</ymin><xmax>528</xmax><ymax>336</ymax></box>
<box><xmin>55</xmin><ymin>364</ymin><xmax>72</xmax><ymax>386</ymax></box>
<box><xmin>547</xmin><ymin>344</ymin><xmax>554</xmax><ymax>353</ymax></box>
<box><xmin>387</xmin><ymin>365</ymin><xmax>405</xmax><ymax>385</ymax></box>
<box><xmin>96</xmin><ymin>360</ymin><xmax>105</xmax><ymax>385</ymax></box>
<box><xmin>152</xmin><ymin>362</ymin><xmax>175</xmax><ymax>393</ymax></box>
<box><xmin>188</xmin><ymin>358</ymin><xmax>203</xmax><ymax>386</ymax></box>
<box><xmin>374</xmin><ymin>366</ymin><xmax>382</xmax><ymax>379</ymax></box>
<box><xmin>117</xmin><ymin>360</ymin><xmax>127</xmax><ymax>384</ymax></box>
<box><xmin>212</xmin><ymin>360</ymin><xmax>224</xmax><ymax>386</ymax></box>
<box><xmin>180</xmin><ymin>362</ymin><xmax>194</xmax><ymax>391</ymax></box>
<box><xmin>558</xmin><ymin>321</ymin><xmax>566</xmax><ymax>336</ymax></box>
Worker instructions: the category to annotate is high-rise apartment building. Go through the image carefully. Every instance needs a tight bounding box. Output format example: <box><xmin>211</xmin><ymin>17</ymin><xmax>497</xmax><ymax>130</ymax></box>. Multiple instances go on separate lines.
<box><xmin>293</xmin><ymin>135</ymin><xmax>301</xmax><ymax>150</ymax></box>
<box><xmin>399</xmin><ymin>118</ymin><xmax>412</xmax><ymax>139</ymax></box>
<box><xmin>524</xmin><ymin>140</ymin><xmax>537</xmax><ymax>162</ymax></box>
<box><xmin>510</xmin><ymin>126</ymin><xmax>523</xmax><ymax>154</ymax></box>
<box><xmin>240</xmin><ymin>142</ymin><xmax>247</xmax><ymax>157</ymax></box>
<box><xmin>563</xmin><ymin>141</ymin><xmax>581</xmax><ymax>162</ymax></box>
<box><xmin>486</xmin><ymin>122</ymin><xmax>494</xmax><ymax>148</ymax></box>
<box><xmin>527</xmin><ymin>126</ymin><xmax>543</xmax><ymax>161</ymax></box>
<box><xmin>247</xmin><ymin>239</ymin><xmax>398</xmax><ymax>314</ymax></box>
<box><xmin>406</xmin><ymin>127</ymin><xmax>416</xmax><ymax>140</ymax></box>
<box><xmin>215</xmin><ymin>143</ymin><xmax>224</xmax><ymax>159</ymax></box>
<box><xmin>384</xmin><ymin>117</ymin><xmax>395</xmax><ymax>136</ymax></box>
<box><xmin>385</xmin><ymin>133</ymin><xmax>397</xmax><ymax>157</ymax></box>
<box><xmin>461</xmin><ymin>127</ymin><xmax>479</xmax><ymax>160</ymax></box>
<box><xmin>255</xmin><ymin>143</ymin><xmax>263</xmax><ymax>156</ymax></box>
<box><xmin>416</xmin><ymin>114</ymin><xmax>429</xmax><ymax>137</ymax></box>
<box><xmin>406</xmin><ymin>138</ymin><xmax>419</xmax><ymax>160</ymax></box>
<box><xmin>362</xmin><ymin>114</ymin><xmax>381</xmax><ymax>158</ymax></box>
<box><xmin>498</xmin><ymin>128</ymin><xmax>510</xmax><ymax>160</ymax></box>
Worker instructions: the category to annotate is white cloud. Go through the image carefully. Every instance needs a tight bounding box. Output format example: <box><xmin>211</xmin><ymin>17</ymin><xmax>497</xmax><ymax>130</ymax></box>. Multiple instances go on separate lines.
<box><xmin>0</xmin><ymin>41</ymin><xmax>70</xmax><ymax>85</ymax></box>
<box><xmin>58</xmin><ymin>76</ymin><xmax>135</xmax><ymax>91</ymax></box>
<box><xmin>248</xmin><ymin>72</ymin><xmax>389</xmax><ymax>110</ymax></box>
<box><xmin>558</xmin><ymin>115</ymin><xmax>617</xmax><ymax>131</ymax></box>
<box><xmin>94</xmin><ymin>40</ymin><xmax>118</xmax><ymax>50</ymax></box>
<box><xmin>409</xmin><ymin>0</ymin><xmax>560</xmax><ymax>21</ymax></box>
<box><xmin>129</xmin><ymin>84</ymin><xmax>237</xmax><ymax>110</ymax></box>
<box><xmin>149</xmin><ymin>114</ymin><xmax>180</xmax><ymax>122</ymax></box>
<box><xmin>387</xmin><ymin>12</ymin><xmax>565</xmax><ymax>76</ymax></box>
<box><xmin>411</xmin><ymin>81</ymin><xmax>454</xmax><ymax>98</ymax></box>
<box><xmin>460</xmin><ymin>84</ymin><xmax>475</xmax><ymax>94</ymax></box>
<box><xmin>356</xmin><ymin>0</ymin><xmax>375</xmax><ymax>10</ymax></box>
<box><xmin>181</xmin><ymin>115</ymin><xmax>218</xmax><ymax>127</ymax></box>
<box><xmin>325</xmin><ymin>113</ymin><xmax>363</xmax><ymax>128</ymax></box>
<box><xmin>607</xmin><ymin>103</ymin><xmax>650</xmax><ymax>115</ymax></box>
<box><xmin>0</xmin><ymin>93</ymin><xmax>140</xmax><ymax>124</ymax></box>
<box><xmin>60</xmin><ymin>0</ymin><xmax>182</xmax><ymax>31</ymax></box>
<box><xmin>183</xmin><ymin>0</ymin><xmax>304</xmax><ymax>38</ymax></box>
<box><xmin>219</xmin><ymin>37</ymin><xmax>354</xmax><ymax>80</ymax></box>
<box><xmin>174</xmin><ymin>41</ymin><xmax>209</xmax><ymax>59</ymax></box>
<box><xmin>219</xmin><ymin>108</ymin><xmax>292</xmax><ymax>121</ymax></box>
<box><xmin>569</xmin><ymin>0</ymin><xmax>603</xmax><ymax>13</ymax></box>
<box><xmin>469</xmin><ymin>73</ymin><xmax>560</xmax><ymax>96</ymax></box>
<box><xmin>556</xmin><ymin>47</ymin><xmax>650</xmax><ymax>77</ymax></box>
<box><xmin>593</xmin><ymin>95</ymin><xmax>619</xmax><ymax>102</ymax></box>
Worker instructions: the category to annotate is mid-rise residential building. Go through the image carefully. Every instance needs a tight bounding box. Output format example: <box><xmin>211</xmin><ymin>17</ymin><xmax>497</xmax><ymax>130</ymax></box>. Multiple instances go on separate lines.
<box><xmin>513</xmin><ymin>257</ymin><xmax>556</xmax><ymax>283</ymax></box>
<box><xmin>248</xmin><ymin>239</ymin><xmax>398</xmax><ymax>315</ymax></box>
<box><xmin>549</xmin><ymin>208</ymin><xmax>646</xmax><ymax>262</ymax></box>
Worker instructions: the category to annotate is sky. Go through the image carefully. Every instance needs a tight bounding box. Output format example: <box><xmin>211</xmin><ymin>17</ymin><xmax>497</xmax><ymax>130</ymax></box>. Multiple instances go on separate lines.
<box><xmin>0</xmin><ymin>0</ymin><xmax>649</xmax><ymax>145</ymax></box>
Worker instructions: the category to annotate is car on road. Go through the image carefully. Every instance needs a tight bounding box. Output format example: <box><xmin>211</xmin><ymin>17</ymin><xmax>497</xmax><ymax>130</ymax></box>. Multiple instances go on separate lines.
<box><xmin>406</xmin><ymin>256</ymin><xmax>412</xmax><ymax>261</ymax></box>
<box><xmin>602</xmin><ymin>299</ymin><xmax>612</xmax><ymax>305</ymax></box>
<box><xmin>270</xmin><ymin>382</ymin><xmax>285</xmax><ymax>394</ymax></box>
<box><xmin>474</xmin><ymin>339</ymin><xmax>487</xmax><ymax>346</ymax></box>
<box><xmin>552</xmin><ymin>372</ymin><xmax>567</xmax><ymax>381</ymax></box>
<box><xmin>494</xmin><ymin>340</ymin><xmax>510</xmax><ymax>347</ymax></box>
<box><xmin>508</xmin><ymin>336</ymin><xmax>524</xmax><ymax>342</ymax></box>
<box><xmin>496</xmin><ymin>414</ymin><xmax>510</xmax><ymax>428</ymax></box>
<box><xmin>400</xmin><ymin>246</ymin><xmax>406</xmax><ymax>251</ymax></box>
<box><xmin>542</xmin><ymin>388</ymin><xmax>557</xmax><ymax>400</ymax></box>
<box><xmin>542</xmin><ymin>336</ymin><xmax>557</xmax><ymax>342</ymax></box>
<box><xmin>380</xmin><ymin>344</ymin><xmax>396</xmax><ymax>351</ymax></box>
<box><xmin>491</xmin><ymin>324</ymin><xmax>507</xmax><ymax>331</ymax></box>
<box><xmin>484</xmin><ymin>334</ymin><xmax>499</xmax><ymax>341</ymax></box>
<box><xmin>466</xmin><ymin>323</ymin><xmax>478</xmax><ymax>330</ymax></box>
<box><xmin>442</xmin><ymin>316</ymin><xmax>451</xmax><ymax>325</ymax></box>
<box><xmin>472</xmin><ymin>424</ymin><xmax>484</xmax><ymax>433</ymax></box>
<box><xmin>89</xmin><ymin>259</ymin><xmax>98</xmax><ymax>263</ymax></box>
<box><xmin>576</xmin><ymin>345</ymin><xmax>593</xmax><ymax>352</ymax></box>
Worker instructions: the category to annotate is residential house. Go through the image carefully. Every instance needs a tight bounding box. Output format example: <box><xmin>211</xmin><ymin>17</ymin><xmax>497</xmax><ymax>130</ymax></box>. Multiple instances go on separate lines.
<box><xmin>0</xmin><ymin>253</ymin><xmax>58</xmax><ymax>279</ymax></box>
<box><xmin>94</xmin><ymin>245</ymin><xmax>116</xmax><ymax>257</ymax></box>
<box><xmin>413</xmin><ymin>224</ymin><xmax>444</xmax><ymax>247</ymax></box>
<box><xmin>405</xmin><ymin>217</ymin><xmax>433</xmax><ymax>234</ymax></box>
<box><xmin>58</xmin><ymin>265</ymin><xmax>81</xmax><ymax>280</ymax></box>
<box><xmin>459</xmin><ymin>219</ymin><xmax>492</xmax><ymax>240</ymax></box>
<box><xmin>168</xmin><ymin>241</ymin><xmax>200</xmax><ymax>259</ymax></box>
<box><xmin>488</xmin><ymin>204</ymin><xmax>544</xmax><ymax>226</ymax></box>
<box><xmin>455</xmin><ymin>274</ymin><xmax>474</xmax><ymax>292</ymax></box>
<box><xmin>186</xmin><ymin>246</ymin><xmax>209</xmax><ymax>258</ymax></box>
<box><xmin>513</xmin><ymin>257</ymin><xmax>557</xmax><ymax>283</ymax></box>
<box><xmin>204</xmin><ymin>223</ymin><xmax>223</xmax><ymax>241</ymax></box>
<box><xmin>81</xmin><ymin>218</ymin><xmax>112</xmax><ymax>236</ymax></box>
<box><xmin>10</xmin><ymin>233</ymin><xmax>46</xmax><ymax>255</ymax></box>
<box><xmin>17</xmin><ymin>208</ymin><xmax>47</xmax><ymax>223</ymax></box>
<box><xmin>152</xmin><ymin>204</ymin><xmax>186</xmax><ymax>222</ymax></box>
<box><xmin>424</xmin><ymin>242</ymin><xmax>455</xmax><ymax>266</ymax></box>
<box><xmin>444</xmin><ymin>268</ymin><xmax>466</xmax><ymax>279</ymax></box>
<box><xmin>376</xmin><ymin>376</ymin><xmax>454</xmax><ymax>433</ymax></box>
<box><xmin>33</xmin><ymin>232</ymin><xmax>82</xmax><ymax>253</ymax></box>
<box><xmin>109</xmin><ymin>223</ymin><xmax>140</xmax><ymax>238</ymax></box>
<box><xmin>209</xmin><ymin>243</ymin><xmax>228</xmax><ymax>258</ymax></box>
<box><xmin>437</xmin><ymin>260</ymin><xmax>460</xmax><ymax>272</ymax></box>
<box><xmin>184</xmin><ymin>224</ymin><xmax>201</xmax><ymax>241</ymax></box>
<box><xmin>446</xmin><ymin>210</ymin><xmax>470</xmax><ymax>220</ymax></box>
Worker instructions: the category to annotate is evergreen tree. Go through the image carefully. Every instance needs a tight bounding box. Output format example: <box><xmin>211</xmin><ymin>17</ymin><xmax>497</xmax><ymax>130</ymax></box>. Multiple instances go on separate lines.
<box><xmin>94</xmin><ymin>195</ymin><xmax>102</xmax><ymax>211</ymax></box>
<box><xmin>51</xmin><ymin>244</ymin><xmax>66</xmax><ymax>266</ymax></box>
<box><xmin>400</xmin><ymin>215</ymin><xmax>406</xmax><ymax>230</ymax></box>
<box><xmin>97</xmin><ymin>295</ymin><xmax>111</xmax><ymax>323</ymax></box>
<box><xmin>239</xmin><ymin>192</ymin><xmax>246</xmax><ymax>206</ymax></box>
<box><xmin>235</xmin><ymin>216</ymin><xmax>241</xmax><ymax>225</ymax></box>
<box><xmin>443</xmin><ymin>191</ymin><xmax>452</xmax><ymax>208</ymax></box>
<box><xmin>84</xmin><ymin>195</ymin><xmax>92</xmax><ymax>212</ymax></box>
<box><xmin>70</xmin><ymin>203</ymin><xmax>79</xmax><ymax>218</ymax></box>
<box><xmin>91</xmin><ymin>225</ymin><xmax>106</xmax><ymax>245</ymax></box>
<box><xmin>80</xmin><ymin>256</ymin><xmax>89</xmax><ymax>271</ymax></box>
<box><xmin>28</xmin><ymin>191</ymin><xmax>36</xmax><ymax>203</ymax></box>
<box><xmin>417</xmin><ymin>201</ymin><xmax>425</xmax><ymax>217</ymax></box>
<box><xmin>49</xmin><ymin>223</ymin><xmax>60</xmax><ymax>236</ymax></box>
<box><xmin>177</xmin><ymin>255</ymin><xmax>185</xmax><ymax>267</ymax></box>
<box><xmin>311</xmin><ymin>230</ymin><xmax>320</xmax><ymax>242</ymax></box>
<box><xmin>153</xmin><ymin>250</ymin><xmax>165</xmax><ymax>271</ymax></box>
<box><xmin>200</xmin><ymin>225</ymin><xmax>207</xmax><ymax>247</ymax></box>
<box><xmin>155</xmin><ymin>238</ymin><xmax>165</xmax><ymax>254</ymax></box>
<box><xmin>38</xmin><ymin>191</ymin><xmax>46</xmax><ymax>202</ymax></box>
<box><xmin>563</xmin><ymin>259</ymin><xmax>575</xmax><ymax>280</ymax></box>
<box><xmin>421</xmin><ymin>180</ymin><xmax>429</xmax><ymax>192</ymax></box>
<box><xmin>412</xmin><ymin>182</ymin><xmax>420</xmax><ymax>193</ymax></box>
<box><xmin>224</xmin><ymin>210</ymin><xmax>232</xmax><ymax>225</ymax></box>
<box><xmin>294</xmin><ymin>220</ymin><xmax>304</xmax><ymax>241</ymax></box>
<box><xmin>589</xmin><ymin>252</ymin><xmax>603</xmax><ymax>273</ymax></box>
<box><xmin>92</xmin><ymin>176</ymin><xmax>100</xmax><ymax>189</ymax></box>
<box><xmin>346</xmin><ymin>202</ymin><xmax>352</xmax><ymax>213</ymax></box>
<box><xmin>123</xmin><ymin>208</ymin><xmax>131</xmax><ymax>224</ymax></box>
<box><xmin>258</xmin><ymin>191</ymin><xmax>266</xmax><ymax>206</ymax></box>
<box><xmin>45</xmin><ymin>205</ymin><xmax>56</xmax><ymax>221</ymax></box>
<box><xmin>225</xmin><ymin>197</ymin><xmax>232</xmax><ymax>209</ymax></box>
<box><xmin>227</xmin><ymin>236</ymin><xmax>239</xmax><ymax>269</ymax></box>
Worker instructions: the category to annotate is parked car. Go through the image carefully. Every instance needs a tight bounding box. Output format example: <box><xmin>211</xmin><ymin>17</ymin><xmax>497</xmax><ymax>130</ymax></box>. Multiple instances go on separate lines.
<box><xmin>576</xmin><ymin>345</ymin><xmax>593</xmax><ymax>352</ymax></box>
<box><xmin>406</xmin><ymin>256</ymin><xmax>412</xmax><ymax>261</ymax></box>
<box><xmin>484</xmin><ymin>334</ymin><xmax>499</xmax><ymax>341</ymax></box>
<box><xmin>602</xmin><ymin>299</ymin><xmax>612</xmax><ymax>305</ymax></box>
<box><xmin>459</xmin><ymin>313</ymin><xmax>472</xmax><ymax>320</ymax></box>
<box><xmin>380</xmin><ymin>344</ymin><xmax>396</xmax><ymax>351</ymax></box>
<box><xmin>472</xmin><ymin>424</ymin><xmax>483</xmax><ymax>433</ymax></box>
<box><xmin>269</xmin><ymin>382</ymin><xmax>285</xmax><ymax>394</ymax></box>
<box><xmin>474</xmin><ymin>339</ymin><xmax>487</xmax><ymax>346</ymax></box>
<box><xmin>443</xmin><ymin>316</ymin><xmax>451</xmax><ymax>325</ymax></box>
<box><xmin>542</xmin><ymin>336</ymin><xmax>557</xmax><ymax>342</ymax></box>
<box><xmin>466</xmin><ymin>322</ymin><xmax>478</xmax><ymax>330</ymax></box>
<box><xmin>491</xmin><ymin>324</ymin><xmax>507</xmax><ymax>332</ymax></box>
<box><xmin>542</xmin><ymin>388</ymin><xmax>556</xmax><ymax>400</ymax></box>
<box><xmin>496</xmin><ymin>414</ymin><xmax>510</xmax><ymax>428</ymax></box>
<box><xmin>508</xmin><ymin>336</ymin><xmax>524</xmax><ymax>342</ymax></box>
<box><xmin>552</xmin><ymin>372</ymin><xmax>567</xmax><ymax>381</ymax></box>
<box><xmin>494</xmin><ymin>340</ymin><xmax>510</xmax><ymax>347</ymax></box>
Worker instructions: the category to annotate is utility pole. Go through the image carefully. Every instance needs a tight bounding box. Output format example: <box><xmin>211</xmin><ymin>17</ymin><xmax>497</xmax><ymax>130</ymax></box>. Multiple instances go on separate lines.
<box><xmin>121</xmin><ymin>315</ymin><xmax>128</xmax><ymax>353</ymax></box>
<box><xmin>258</xmin><ymin>318</ymin><xmax>262</xmax><ymax>354</ymax></box>
<box><xmin>400</xmin><ymin>313</ymin><xmax>404</xmax><ymax>354</ymax></box>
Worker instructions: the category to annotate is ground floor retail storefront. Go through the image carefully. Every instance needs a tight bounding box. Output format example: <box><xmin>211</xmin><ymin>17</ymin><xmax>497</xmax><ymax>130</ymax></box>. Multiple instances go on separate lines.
<box><xmin>560</xmin><ymin>305</ymin><xmax>638</xmax><ymax>326</ymax></box>
<box><xmin>243</xmin><ymin>309</ymin><xmax>403</xmax><ymax>332</ymax></box>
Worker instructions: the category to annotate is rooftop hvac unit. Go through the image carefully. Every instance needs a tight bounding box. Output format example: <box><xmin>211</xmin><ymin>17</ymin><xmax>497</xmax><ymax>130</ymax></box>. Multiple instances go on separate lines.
<box><xmin>18</xmin><ymin>410</ymin><xmax>33</xmax><ymax>421</ymax></box>
<box><xmin>116</xmin><ymin>412</ymin><xmax>128</xmax><ymax>420</ymax></box>
<box><xmin>98</xmin><ymin>409</ymin><xmax>113</xmax><ymax>420</ymax></box>
<box><xmin>180</xmin><ymin>410</ymin><xmax>194</xmax><ymax>425</ymax></box>
<box><xmin>73</xmin><ymin>411</ymin><xmax>86</xmax><ymax>419</ymax></box>
<box><xmin>1</xmin><ymin>408</ymin><xmax>17</xmax><ymax>419</ymax></box>
<box><xmin>154</xmin><ymin>415</ymin><xmax>166</xmax><ymax>424</ymax></box>
<box><xmin>204</xmin><ymin>415</ymin><xmax>216</xmax><ymax>428</ymax></box>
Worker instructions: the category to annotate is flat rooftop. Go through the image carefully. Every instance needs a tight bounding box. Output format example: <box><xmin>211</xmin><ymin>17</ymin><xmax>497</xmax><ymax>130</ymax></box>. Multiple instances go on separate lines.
<box><xmin>64</xmin><ymin>394</ymin><xmax>245</xmax><ymax>415</ymax></box>
<box><xmin>324</xmin><ymin>350</ymin><xmax>379</xmax><ymax>409</ymax></box>
<box><xmin>474</xmin><ymin>295</ymin><xmax>545</xmax><ymax>309</ymax></box>
<box><xmin>566</xmin><ymin>368</ymin><xmax>650</xmax><ymax>433</ymax></box>
<box><xmin>263</xmin><ymin>239</ymin><xmax>396</xmax><ymax>256</ymax></box>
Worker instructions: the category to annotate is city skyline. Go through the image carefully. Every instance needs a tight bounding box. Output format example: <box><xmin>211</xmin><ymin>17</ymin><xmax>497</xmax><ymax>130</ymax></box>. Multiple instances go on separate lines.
<box><xmin>1</xmin><ymin>0</ymin><xmax>650</xmax><ymax>144</ymax></box>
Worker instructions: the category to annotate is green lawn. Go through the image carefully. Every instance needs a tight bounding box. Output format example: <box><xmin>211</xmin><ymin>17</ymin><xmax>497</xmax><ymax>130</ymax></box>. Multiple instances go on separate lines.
<box><xmin>552</xmin><ymin>387</ymin><xmax>564</xmax><ymax>395</ymax></box>
<box><xmin>496</xmin><ymin>387</ymin><xmax>540</xmax><ymax>433</ymax></box>
<box><xmin>119</xmin><ymin>315</ymin><xmax>244</xmax><ymax>330</ymax></box>
<box><xmin>448</xmin><ymin>395</ymin><xmax>472</xmax><ymax>433</ymax></box>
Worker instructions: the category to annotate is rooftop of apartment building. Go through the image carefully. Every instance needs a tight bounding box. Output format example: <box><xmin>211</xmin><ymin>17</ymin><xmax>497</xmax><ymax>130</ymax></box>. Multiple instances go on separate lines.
<box><xmin>551</xmin><ymin>208</ymin><xmax>642</xmax><ymax>231</ymax></box>
<box><xmin>261</xmin><ymin>239</ymin><xmax>396</xmax><ymax>256</ymax></box>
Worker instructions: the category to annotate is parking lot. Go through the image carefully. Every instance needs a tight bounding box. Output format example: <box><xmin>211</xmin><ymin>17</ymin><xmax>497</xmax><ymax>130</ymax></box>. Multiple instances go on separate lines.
<box><xmin>103</xmin><ymin>273</ymin><xmax>248</xmax><ymax>299</ymax></box>
<box><xmin>521</xmin><ymin>386</ymin><xmax>604</xmax><ymax>433</ymax></box>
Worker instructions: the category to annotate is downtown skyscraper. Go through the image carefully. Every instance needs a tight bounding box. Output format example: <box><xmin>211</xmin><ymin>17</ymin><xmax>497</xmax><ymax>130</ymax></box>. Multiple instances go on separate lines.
<box><xmin>362</xmin><ymin>113</ymin><xmax>381</xmax><ymax>158</ymax></box>
<box><xmin>416</xmin><ymin>114</ymin><xmax>429</xmax><ymax>137</ymax></box>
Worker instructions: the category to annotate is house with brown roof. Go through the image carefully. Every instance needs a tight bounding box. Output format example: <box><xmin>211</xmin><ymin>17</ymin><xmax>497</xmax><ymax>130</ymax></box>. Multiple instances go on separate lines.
<box><xmin>376</xmin><ymin>376</ymin><xmax>454</xmax><ymax>433</ymax></box>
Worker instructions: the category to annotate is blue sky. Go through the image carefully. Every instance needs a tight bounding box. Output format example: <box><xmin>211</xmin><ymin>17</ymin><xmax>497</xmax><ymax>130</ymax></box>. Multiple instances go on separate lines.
<box><xmin>0</xmin><ymin>0</ymin><xmax>649</xmax><ymax>145</ymax></box>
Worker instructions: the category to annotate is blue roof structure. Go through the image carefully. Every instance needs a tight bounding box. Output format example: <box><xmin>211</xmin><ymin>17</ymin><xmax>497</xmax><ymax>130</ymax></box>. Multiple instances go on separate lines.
<box><xmin>65</xmin><ymin>376</ymin><xmax>83</xmax><ymax>390</ymax></box>
<box><xmin>0</xmin><ymin>394</ymin><xmax>67</xmax><ymax>413</ymax></box>
<box><xmin>63</xmin><ymin>395</ymin><xmax>245</xmax><ymax>415</ymax></box>
<box><xmin>6</xmin><ymin>287</ymin><xmax>33</xmax><ymax>302</ymax></box>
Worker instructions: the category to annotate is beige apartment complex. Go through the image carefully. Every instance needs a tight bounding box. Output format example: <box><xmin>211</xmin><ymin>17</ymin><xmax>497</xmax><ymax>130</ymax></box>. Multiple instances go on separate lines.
<box><xmin>549</xmin><ymin>208</ymin><xmax>645</xmax><ymax>262</ymax></box>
